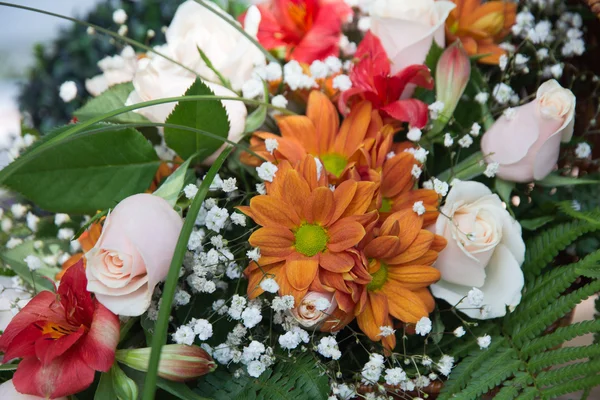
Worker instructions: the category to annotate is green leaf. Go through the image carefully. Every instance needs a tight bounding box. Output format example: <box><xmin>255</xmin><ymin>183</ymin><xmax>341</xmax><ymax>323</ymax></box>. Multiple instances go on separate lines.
<box><xmin>95</xmin><ymin>364</ymin><xmax>139</xmax><ymax>400</ymax></box>
<box><xmin>74</xmin><ymin>83</ymin><xmax>150</xmax><ymax>124</ymax></box>
<box><xmin>425</xmin><ymin>41</ymin><xmax>444</xmax><ymax>75</ymax></box>
<box><xmin>244</xmin><ymin>81</ymin><xmax>269</xmax><ymax>133</ymax></box>
<box><xmin>153</xmin><ymin>157</ymin><xmax>196</xmax><ymax>207</ymax></box>
<box><xmin>4</xmin><ymin>126</ymin><xmax>161</xmax><ymax>214</ymax></box>
<box><xmin>0</xmin><ymin>240</ymin><xmax>59</xmax><ymax>292</ymax></box>
<box><xmin>431</xmin><ymin>309</ymin><xmax>445</xmax><ymax>345</ymax></box>
<box><xmin>157</xmin><ymin>379</ymin><xmax>207</xmax><ymax>400</ymax></box>
<box><xmin>519</xmin><ymin>216</ymin><xmax>555</xmax><ymax>231</ymax></box>
<box><xmin>197</xmin><ymin>46</ymin><xmax>231</xmax><ymax>89</ymax></box>
<box><xmin>494</xmin><ymin>178</ymin><xmax>515</xmax><ymax>205</ymax></box>
<box><xmin>437</xmin><ymin>151</ymin><xmax>484</xmax><ymax>182</ymax></box>
<box><xmin>164</xmin><ymin>79</ymin><xmax>230</xmax><ymax>161</ymax></box>
<box><xmin>95</xmin><ymin>370</ymin><xmax>118</xmax><ymax>400</ymax></box>
<box><xmin>0</xmin><ymin>363</ymin><xmax>19</xmax><ymax>371</ymax></box>
<box><xmin>536</xmin><ymin>173</ymin><xmax>600</xmax><ymax>187</ymax></box>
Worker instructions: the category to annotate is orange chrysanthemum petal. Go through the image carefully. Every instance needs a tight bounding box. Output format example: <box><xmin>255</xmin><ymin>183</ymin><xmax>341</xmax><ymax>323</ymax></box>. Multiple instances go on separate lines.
<box><xmin>285</xmin><ymin>254</ymin><xmax>319</xmax><ymax>290</ymax></box>
<box><xmin>249</xmin><ymin>227</ymin><xmax>295</xmax><ymax>257</ymax></box>
<box><xmin>387</xmin><ymin>266</ymin><xmax>441</xmax><ymax>290</ymax></box>
<box><xmin>381</xmin><ymin>284</ymin><xmax>429</xmax><ymax>324</ymax></box>
<box><xmin>327</xmin><ymin>220</ymin><xmax>365</xmax><ymax>252</ymax></box>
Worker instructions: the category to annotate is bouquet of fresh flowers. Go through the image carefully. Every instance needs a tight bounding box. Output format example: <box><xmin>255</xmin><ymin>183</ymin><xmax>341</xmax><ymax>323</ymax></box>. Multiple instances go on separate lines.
<box><xmin>1</xmin><ymin>0</ymin><xmax>599</xmax><ymax>399</ymax></box>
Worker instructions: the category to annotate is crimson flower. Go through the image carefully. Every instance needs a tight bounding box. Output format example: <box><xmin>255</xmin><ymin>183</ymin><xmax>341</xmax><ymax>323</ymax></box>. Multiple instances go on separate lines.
<box><xmin>0</xmin><ymin>259</ymin><xmax>120</xmax><ymax>398</ymax></box>
<box><xmin>339</xmin><ymin>32</ymin><xmax>434</xmax><ymax>128</ymax></box>
<box><xmin>252</xmin><ymin>0</ymin><xmax>352</xmax><ymax>63</ymax></box>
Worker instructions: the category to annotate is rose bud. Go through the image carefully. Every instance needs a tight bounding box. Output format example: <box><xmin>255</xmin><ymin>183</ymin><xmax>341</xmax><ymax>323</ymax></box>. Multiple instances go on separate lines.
<box><xmin>291</xmin><ymin>291</ymin><xmax>338</xmax><ymax>329</ymax></box>
<box><xmin>431</xmin><ymin>41</ymin><xmax>471</xmax><ymax>135</ymax></box>
<box><xmin>115</xmin><ymin>345</ymin><xmax>216</xmax><ymax>382</ymax></box>
<box><xmin>481</xmin><ymin>79</ymin><xmax>576</xmax><ymax>182</ymax></box>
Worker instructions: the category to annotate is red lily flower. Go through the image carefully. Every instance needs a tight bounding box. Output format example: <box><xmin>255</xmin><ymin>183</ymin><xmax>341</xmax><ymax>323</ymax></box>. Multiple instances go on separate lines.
<box><xmin>0</xmin><ymin>259</ymin><xmax>119</xmax><ymax>398</ymax></box>
<box><xmin>339</xmin><ymin>32</ymin><xmax>434</xmax><ymax>129</ymax></box>
<box><xmin>252</xmin><ymin>0</ymin><xmax>352</xmax><ymax>63</ymax></box>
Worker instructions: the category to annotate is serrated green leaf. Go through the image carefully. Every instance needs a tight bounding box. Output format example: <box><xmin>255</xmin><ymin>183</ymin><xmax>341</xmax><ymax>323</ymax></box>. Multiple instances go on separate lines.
<box><xmin>164</xmin><ymin>79</ymin><xmax>230</xmax><ymax>161</ymax></box>
<box><xmin>74</xmin><ymin>82</ymin><xmax>149</xmax><ymax>124</ymax></box>
<box><xmin>4</xmin><ymin>127</ymin><xmax>161</xmax><ymax>214</ymax></box>
<box><xmin>153</xmin><ymin>157</ymin><xmax>195</xmax><ymax>207</ymax></box>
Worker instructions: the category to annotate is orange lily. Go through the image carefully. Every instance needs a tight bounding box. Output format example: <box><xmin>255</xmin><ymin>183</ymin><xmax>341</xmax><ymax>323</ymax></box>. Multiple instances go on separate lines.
<box><xmin>240</xmin><ymin>156</ymin><xmax>376</xmax><ymax>330</ymax></box>
<box><xmin>241</xmin><ymin>91</ymin><xmax>385</xmax><ymax>183</ymax></box>
<box><xmin>357</xmin><ymin>209</ymin><xmax>447</xmax><ymax>350</ymax></box>
<box><xmin>445</xmin><ymin>0</ymin><xmax>517</xmax><ymax>64</ymax></box>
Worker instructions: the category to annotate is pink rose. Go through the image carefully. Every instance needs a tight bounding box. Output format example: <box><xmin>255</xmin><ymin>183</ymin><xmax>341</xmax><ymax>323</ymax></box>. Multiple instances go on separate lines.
<box><xmin>481</xmin><ymin>80</ymin><xmax>576</xmax><ymax>182</ymax></box>
<box><xmin>85</xmin><ymin>194</ymin><xmax>183</xmax><ymax>316</ymax></box>
<box><xmin>0</xmin><ymin>380</ymin><xmax>66</xmax><ymax>400</ymax></box>
<box><xmin>369</xmin><ymin>0</ymin><xmax>455</xmax><ymax>74</ymax></box>
<box><xmin>291</xmin><ymin>292</ymin><xmax>337</xmax><ymax>328</ymax></box>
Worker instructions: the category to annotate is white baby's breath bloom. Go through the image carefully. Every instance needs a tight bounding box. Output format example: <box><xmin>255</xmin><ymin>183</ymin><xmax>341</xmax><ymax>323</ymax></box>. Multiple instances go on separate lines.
<box><xmin>467</xmin><ymin>287</ymin><xmax>485</xmax><ymax>307</ymax></box>
<box><xmin>112</xmin><ymin>9</ymin><xmax>128</xmax><ymax>24</ymax></box>
<box><xmin>265</xmin><ymin>138</ymin><xmax>279</xmax><ymax>155</ymax></box>
<box><xmin>191</xmin><ymin>319</ymin><xmax>213</xmax><ymax>341</ymax></box>
<box><xmin>174</xmin><ymin>289</ymin><xmax>191</xmax><ymax>306</ymax></box>
<box><xmin>212</xmin><ymin>299</ymin><xmax>228</xmax><ymax>315</ymax></box>
<box><xmin>24</xmin><ymin>255</ymin><xmax>43</xmax><ymax>271</ymax></box>
<box><xmin>386</xmin><ymin>151</ymin><xmax>396</xmax><ymax>160</ymax></box>
<box><xmin>172</xmin><ymin>325</ymin><xmax>195</xmax><ymax>345</ymax></box>
<box><xmin>260</xmin><ymin>278</ymin><xmax>279</xmax><ymax>293</ymax></box>
<box><xmin>256</xmin><ymin>162</ymin><xmax>278</xmax><ymax>182</ymax></box>
<box><xmin>433</xmin><ymin>179</ymin><xmax>449</xmax><ymax>197</ymax></box>
<box><xmin>411</xmin><ymin>165</ymin><xmax>422</xmax><ymax>179</ymax></box>
<box><xmin>361</xmin><ymin>353</ymin><xmax>384</xmax><ymax>384</ymax></box>
<box><xmin>5</xmin><ymin>237</ymin><xmax>21</xmax><ymax>249</ymax></box>
<box><xmin>242</xmin><ymin>79</ymin><xmax>264</xmax><ymax>99</ymax></box>
<box><xmin>503</xmin><ymin>107</ymin><xmax>517</xmax><ymax>120</ymax></box>
<box><xmin>242</xmin><ymin>306</ymin><xmax>263</xmax><ymax>328</ymax></box>
<box><xmin>265</xmin><ymin>63</ymin><xmax>283</xmax><ymax>81</ymax></box>
<box><xmin>550</xmin><ymin>64</ymin><xmax>563</xmax><ymax>79</ymax></box>
<box><xmin>477</xmin><ymin>334</ymin><xmax>492</xmax><ymax>349</ymax></box>
<box><xmin>357</xmin><ymin>16</ymin><xmax>371</xmax><ymax>32</ymax></box>
<box><xmin>437</xmin><ymin>355</ymin><xmax>454</xmax><ymax>376</ymax></box>
<box><xmin>458</xmin><ymin>134</ymin><xmax>473</xmax><ymax>148</ymax></box>
<box><xmin>332</xmin><ymin>75</ymin><xmax>352</xmax><ymax>91</ymax></box>
<box><xmin>59</xmin><ymin>81</ymin><xmax>78</xmax><ymax>102</ymax></box>
<box><xmin>475</xmin><ymin>92</ymin><xmax>489</xmax><ymax>104</ymax></box>
<box><xmin>183</xmin><ymin>184</ymin><xmax>198</xmax><ymax>199</ymax></box>
<box><xmin>384</xmin><ymin>367</ymin><xmax>407</xmax><ymax>385</ymax></box>
<box><xmin>317</xmin><ymin>336</ymin><xmax>341</xmax><ymax>360</ymax></box>
<box><xmin>247</xmin><ymin>360</ymin><xmax>266</xmax><ymax>377</ymax></box>
<box><xmin>415</xmin><ymin>317</ymin><xmax>432</xmax><ymax>336</ymax></box>
<box><xmin>26</xmin><ymin>212</ymin><xmax>39</xmax><ymax>232</ymax></box>
<box><xmin>221</xmin><ymin>177</ymin><xmax>238</xmax><ymax>193</ymax></box>
<box><xmin>454</xmin><ymin>326</ymin><xmax>466</xmax><ymax>337</ymax></box>
<box><xmin>470</xmin><ymin>123</ymin><xmax>481</xmax><ymax>137</ymax></box>
<box><xmin>413</xmin><ymin>201</ymin><xmax>426</xmax><ymax>216</ymax></box>
<box><xmin>575</xmin><ymin>142</ymin><xmax>592</xmax><ymax>159</ymax></box>
<box><xmin>325</xmin><ymin>56</ymin><xmax>343</xmax><ymax>73</ymax></box>
<box><xmin>492</xmin><ymin>83</ymin><xmax>514</xmax><ymax>105</ymax></box>
<box><xmin>405</xmin><ymin>147</ymin><xmax>428</xmax><ymax>163</ymax></box>
<box><xmin>231</xmin><ymin>213</ymin><xmax>246</xmax><ymax>227</ymax></box>
<box><xmin>309</xmin><ymin>60</ymin><xmax>329</xmax><ymax>79</ymax></box>
<box><xmin>247</xmin><ymin>247</ymin><xmax>261</xmax><ymax>262</ymax></box>
<box><xmin>428</xmin><ymin>101</ymin><xmax>445</xmax><ymax>120</ymax></box>
<box><xmin>10</xmin><ymin>204</ymin><xmax>27</xmax><ymax>219</ymax></box>
<box><xmin>57</xmin><ymin>228</ymin><xmax>74</xmax><ymax>241</ymax></box>
<box><xmin>314</xmin><ymin>297</ymin><xmax>330</xmax><ymax>311</ymax></box>
<box><xmin>444</xmin><ymin>133</ymin><xmax>454</xmax><ymax>147</ymax></box>
<box><xmin>54</xmin><ymin>213</ymin><xmax>70</xmax><ymax>226</ymax></box>
<box><xmin>484</xmin><ymin>162</ymin><xmax>500</xmax><ymax>178</ymax></box>
<box><xmin>407</xmin><ymin>127</ymin><xmax>422</xmax><ymax>142</ymax></box>
<box><xmin>205</xmin><ymin>206</ymin><xmax>229</xmax><ymax>232</ymax></box>
<box><xmin>256</xmin><ymin>183</ymin><xmax>266</xmax><ymax>195</ymax></box>
<box><xmin>271</xmin><ymin>95</ymin><xmax>288</xmax><ymax>110</ymax></box>
<box><xmin>118</xmin><ymin>25</ymin><xmax>128</xmax><ymax>36</ymax></box>
<box><xmin>272</xmin><ymin>295</ymin><xmax>294</xmax><ymax>311</ymax></box>
<box><xmin>378</xmin><ymin>326</ymin><xmax>395</xmax><ymax>337</ymax></box>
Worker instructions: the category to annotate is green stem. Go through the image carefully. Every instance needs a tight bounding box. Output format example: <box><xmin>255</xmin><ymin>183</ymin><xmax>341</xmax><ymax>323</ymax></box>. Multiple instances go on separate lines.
<box><xmin>0</xmin><ymin>95</ymin><xmax>292</xmax><ymax>185</ymax></box>
<box><xmin>194</xmin><ymin>0</ymin><xmax>279</xmax><ymax>64</ymax></box>
<box><xmin>437</xmin><ymin>151</ymin><xmax>485</xmax><ymax>182</ymax></box>
<box><xmin>141</xmin><ymin>148</ymin><xmax>232</xmax><ymax>400</ymax></box>
<box><xmin>0</xmin><ymin>2</ymin><xmax>208</xmax><ymax>81</ymax></box>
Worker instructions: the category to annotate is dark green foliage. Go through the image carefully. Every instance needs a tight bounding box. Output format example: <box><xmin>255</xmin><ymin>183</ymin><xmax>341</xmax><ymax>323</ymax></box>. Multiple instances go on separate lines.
<box><xmin>438</xmin><ymin>212</ymin><xmax>600</xmax><ymax>400</ymax></box>
<box><xmin>196</xmin><ymin>355</ymin><xmax>329</xmax><ymax>400</ymax></box>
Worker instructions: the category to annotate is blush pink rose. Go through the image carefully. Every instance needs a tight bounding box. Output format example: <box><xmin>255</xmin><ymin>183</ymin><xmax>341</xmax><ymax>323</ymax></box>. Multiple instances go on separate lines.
<box><xmin>85</xmin><ymin>194</ymin><xmax>183</xmax><ymax>316</ymax></box>
<box><xmin>369</xmin><ymin>0</ymin><xmax>455</xmax><ymax>74</ymax></box>
<box><xmin>291</xmin><ymin>292</ymin><xmax>338</xmax><ymax>328</ymax></box>
<box><xmin>481</xmin><ymin>80</ymin><xmax>576</xmax><ymax>182</ymax></box>
<box><xmin>0</xmin><ymin>380</ymin><xmax>67</xmax><ymax>400</ymax></box>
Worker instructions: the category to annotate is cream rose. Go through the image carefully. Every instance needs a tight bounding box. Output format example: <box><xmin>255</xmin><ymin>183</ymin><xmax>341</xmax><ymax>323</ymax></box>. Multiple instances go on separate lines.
<box><xmin>291</xmin><ymin>292</ymin><xmax>338</xmax><ymax>328</ymax></box>
<box><xmin>165</xmin><ymin>1</ymin><xmax>265</xmax><ymax>91</ymax></box>
<box><xmin>481</xmin><ymin>80</ymin><xmax>576</xmax><ymax>182</ymax></box>
<box><xmin>85</xmin><ymin>194</ymin><xmax>183</xmax><ymax>316</ymax></box>
<box><xmin>369</xmin><ymin>0</ymin><xmax>455</xmax><ymax>74</ymax></box>
<box><xmin>0</xmin><ymin>380</ymin><xmax>66</xmax><ymax>400</ymax></box>
<box><xmin>430</xmin><ymin>181</ymin><xmax>525</xmax><ymax>319</ymax></box>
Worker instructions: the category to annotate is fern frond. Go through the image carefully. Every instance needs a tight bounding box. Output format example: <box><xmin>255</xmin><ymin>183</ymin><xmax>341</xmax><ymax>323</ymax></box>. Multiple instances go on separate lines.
<box><xmin>557</xmin><ymin>201</ymin><xmax>600</xmax><ymax>225</ymax></box>
<box><xmin>522</xmin><ymin>219</ymin><xmax>600</xmax><ymax>278</ymax></box>
<box><xmin>492</xmin><ymin>372</ymin><xmax>532</xmax><ymax>400</ymax></box>
<box><xmin>528</xmin><ymin>344</ymin><xmax>600</xmax><ymax>373</ymax></box>
<box><xmin>541</xmin><ymin>374</ymin><xmax>600</xmax><ymax>399</ymax></box>
<box><xmin>437</xmin><ymin>337</ymin><xmax>505</xmax><ymax>399</ymax></box>
<box><xmin>511</xmin><ymin>280</ymin><xmax>600</xmax><ymax>346</ymax></box>
<box><xmin>536</xmin><ymin>358</ymin><xmax>600</xmax><ymax>387</ymax></box>
<box><xmin>521</xmin><ymin>319</ymin><xmax>600</xmax><ymax>356</ymax></box>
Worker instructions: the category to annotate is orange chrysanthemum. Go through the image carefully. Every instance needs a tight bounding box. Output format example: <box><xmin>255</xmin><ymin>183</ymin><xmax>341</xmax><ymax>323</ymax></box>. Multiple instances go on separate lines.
<box><xmin>357</xmin><ymin>209</ymin><xmax>447</xmax><ymax>350</ymax></box>
<box><xmin>241</xmin><ymin>91</ymin><xmax>385</xmax><ymax>183</ymax></box>
<box><xmin>240</xmin><ymin>156</ymin><xmax>376</xmax><ymax>330</ymax></box>
<box><xmin>446</xmin><ymin>0</ymin><xmax>517</xmax><ymax>64</ymax></box>
<box><xmin>379</xmin><ymin>152</ymin><xmax>440</xmax><ymax>227</ymax></box>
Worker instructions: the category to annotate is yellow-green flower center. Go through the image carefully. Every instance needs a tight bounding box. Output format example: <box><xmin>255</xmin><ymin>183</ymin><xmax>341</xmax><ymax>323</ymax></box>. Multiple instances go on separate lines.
<box><xmin>367</xmin><ymin>262</ymin><xmax>388</xmax><ymax>291</ymax></box>
<box><xmin>320</xmin><ymin>153</ymin><xmax>348</xmax><ymax>178</ymax></box>
<box><xmin>379</xmin><ymin>197</ymin><xmax>393</xmax><ymax>213</ymax></box>
<box><xmin>294</xmin><ymin>224</ymin><xmax>329</xmax><ymax>257</ymax></box>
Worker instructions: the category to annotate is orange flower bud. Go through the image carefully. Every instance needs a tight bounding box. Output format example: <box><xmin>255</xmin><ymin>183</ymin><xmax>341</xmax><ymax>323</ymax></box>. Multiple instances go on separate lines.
<box><xmin>116</xmin><ymin>345</ymin><xmax>216</xmax><ymax>382</ymax></box>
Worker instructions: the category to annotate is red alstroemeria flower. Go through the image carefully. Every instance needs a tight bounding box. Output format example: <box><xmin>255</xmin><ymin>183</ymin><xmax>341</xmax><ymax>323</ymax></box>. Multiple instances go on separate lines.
<box><xmin>339</xmin><ymin>32</ymin><xmax>434</xmax><ymax>129</ymax></box>
<box><xmin>252</xmin><ymin>0</ymin><xmax>352</xmax><ymax>63</ymax></box>
<box><xmin>0</xmin><ymin>259</ymin><xmax>120</xmax><ymax>398</ymax></box>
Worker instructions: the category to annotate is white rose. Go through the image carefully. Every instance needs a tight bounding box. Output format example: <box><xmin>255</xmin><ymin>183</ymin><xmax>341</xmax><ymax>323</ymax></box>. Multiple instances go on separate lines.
<box><xmin>165</xmin><ymin>1</ymin><xmax>265</xmax><ymax>91</ymax></box>
<box><xmin>291</xmin><ymin>292</ymin><xmax>337</xmax><ymax>328</ymax></box>
<box><xmin>85</xmin><ymin>46</ymin><xmax>138</xmax><ymax>96</ymax></box>
<box><xmin>430</xmin><ymin>181</ymin><xmax>525</xmax><ymax>319</ymax></box>
<box><xmin>125</xmin><ymin>48</ymin><xmax>247</xmax><ymax>163</ymax></box>
<box><xmin>369</xmin><ymin>0</ymin><xmax>455</xmax><ymax>74</ymax></box>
